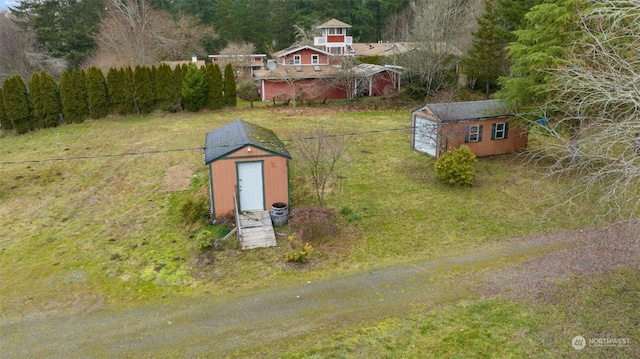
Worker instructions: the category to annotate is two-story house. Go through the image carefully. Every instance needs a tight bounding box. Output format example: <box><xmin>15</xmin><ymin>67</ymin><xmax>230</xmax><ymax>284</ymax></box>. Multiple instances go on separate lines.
<box><xmin>252</xmin><ymin>19</ymin><xmax>404</xmax><ymax>102</ymax></box>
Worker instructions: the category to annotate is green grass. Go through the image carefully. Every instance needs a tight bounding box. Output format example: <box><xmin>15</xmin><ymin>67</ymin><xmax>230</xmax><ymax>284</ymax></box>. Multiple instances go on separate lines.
<box><xmin>0</xmin><ymin>105</ymin><xmax>606</xmax><ymax>322</ymax></box>
<box><xmin>281</xmin><ymin>267</ymin><xmax>640</xmax><ymax>358</ymax></box>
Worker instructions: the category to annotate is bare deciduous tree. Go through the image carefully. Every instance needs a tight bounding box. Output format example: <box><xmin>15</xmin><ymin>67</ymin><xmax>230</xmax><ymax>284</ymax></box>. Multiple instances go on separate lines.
<box><xmin>0</xmin><ymin>11</ymin><xmax>66</xmax><ymax>82</ymax></box>
<box><xmin>527</xmin><ymin>0</ymin><xmax>640</xmax><ymax>220</ymax></box>
<box><xmin>293</xmin><ymin>126</ymin><xmax>351</xmax><ymax>207</ymax></box>
<box><xmin>392</xmin><ymin>0</ymin><xmax>482</xmax><ymax>97</ymax></box>
<box><xmin>91</xmin><ymin>0</ymin><xmax>213</xmax><ymax>67</ymax></box>
<box><xmin>218</xmin><ymin>42</ymin><xmax>257</xmax><ymax>77</ymax></box>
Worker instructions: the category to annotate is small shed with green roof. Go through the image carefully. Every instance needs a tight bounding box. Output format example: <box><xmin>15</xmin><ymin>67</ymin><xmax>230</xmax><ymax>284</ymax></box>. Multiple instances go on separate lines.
<box><xmin>204</xmin><ymin>119</ymin><xmax>291</xmax><ymax>219</ymax></box>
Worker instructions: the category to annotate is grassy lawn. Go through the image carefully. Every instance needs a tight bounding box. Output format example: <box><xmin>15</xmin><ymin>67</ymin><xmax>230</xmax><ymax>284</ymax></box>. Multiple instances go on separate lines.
<box><xmin>0</xmin><ymin>102</ymin><xmax>618</xmax><ymax>345</ymax></box>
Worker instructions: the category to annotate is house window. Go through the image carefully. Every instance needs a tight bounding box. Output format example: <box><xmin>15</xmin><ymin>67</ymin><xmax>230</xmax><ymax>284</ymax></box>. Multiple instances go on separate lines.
<box><xmin>311</xmin><ymin>55</ymin><xmax>319</xmax><ymax>65</ymax></box>
<box><xmin>492</xmin><ymin>122</ymin><xmax>508</xmax><ymax>140</ymax></box>
<box><xmin>293</xmin><ymin>55</ymin><xmax>301</xmax><ymax>65</ymax></box>
<box><xmin>465</xmin><ymin>124</ymin><xmax>483</xmax><ymax>143</ymax></box>
<box><xmin>328</xmin><ymin>28</ymin><xmax>343</xmax><ymax>35</ymax></box>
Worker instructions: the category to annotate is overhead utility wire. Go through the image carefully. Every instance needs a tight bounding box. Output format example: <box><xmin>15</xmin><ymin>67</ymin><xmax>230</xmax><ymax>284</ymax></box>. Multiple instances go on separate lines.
<box><xmin>0</xmin><ymin>126</ymin><xmax>414</xmax><ymax>165</ymax></box>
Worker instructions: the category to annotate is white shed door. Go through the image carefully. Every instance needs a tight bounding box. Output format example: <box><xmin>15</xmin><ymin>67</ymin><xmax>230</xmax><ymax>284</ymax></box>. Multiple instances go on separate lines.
<box><xmin>414</xmin><ymin>117</ymin><xmax>438</xmax><ymax>157</ymax></box>
<box><xmin>237</xmin><ymin>162</ymin><xmax>264</xmax><ymax>211</ymax></box>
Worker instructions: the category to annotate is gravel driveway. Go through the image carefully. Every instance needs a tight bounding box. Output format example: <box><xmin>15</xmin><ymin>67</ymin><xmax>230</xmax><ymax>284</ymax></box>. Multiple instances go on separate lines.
<box><xmin>2</xmin><ymin>221</ymin><xmax>638</xmax><ymax>358</ymax></box>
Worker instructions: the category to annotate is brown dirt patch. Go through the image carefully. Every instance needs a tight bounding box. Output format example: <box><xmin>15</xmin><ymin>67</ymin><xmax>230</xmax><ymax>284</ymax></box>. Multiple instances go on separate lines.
<box><xmin>160</xmin><ymin>165</ymin><xmax>192</xmax><ymax>192</ymax></box>
<box><xmin>474</xmin><ymin>220</ymin><xmax>640</xmax><ymax>299</ymax></box>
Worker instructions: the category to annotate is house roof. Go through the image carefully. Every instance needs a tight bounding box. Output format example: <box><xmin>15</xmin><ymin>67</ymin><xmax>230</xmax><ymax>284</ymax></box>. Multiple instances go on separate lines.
<box><xmin>351</xmin><ymin>63</ymin><xmax>403</xmax><ymax>76</ymax></box>
<box><xmin>349</xmin><ymin>42</ymin><xmax>415</xmax><ymax>57</ymax></box>
<box><xmin>318</xmin><ymin>19</ymin><xmax>352</xmax><ymax>28</ymax></box>
<box><xmin>418</xmin><ymin>100</ymin><xmax>512</xmax><ymax>122</ymax></box>
<box><xmin>204</xmin><ymin>119</ymin><xmax>291</xmax><ymax>164</ymax></box>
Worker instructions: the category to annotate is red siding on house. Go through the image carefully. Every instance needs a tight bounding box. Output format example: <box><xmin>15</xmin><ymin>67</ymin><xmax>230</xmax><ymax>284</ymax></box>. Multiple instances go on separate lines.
<box><xmin>327</xmin><ymin>35</ymin><xmax>345</xmax><ymax>43</ymax></box>
<box><xmin>209</xmin><ymin>146</ymin><xmax>289</xmax><ymax>217</ymax></box>
<box><xmin>281</xmin><ymin>48</ymin><xmax>330</xmax><ymax>65</ymax></box>
<box><xmin>370</xmin><ymin>72</ymin><xmax>397</xmax><ymax>96</ymax></box>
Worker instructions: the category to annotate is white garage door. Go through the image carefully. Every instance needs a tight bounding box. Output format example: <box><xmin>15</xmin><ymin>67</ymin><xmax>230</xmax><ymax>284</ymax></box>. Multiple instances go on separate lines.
<box><xmin>414</xmin><ymin>116</ymin><xmax>438</xmax><ymax>157</ymax></box>
<box><xmin>237</xmin><ymin>161</ymin><xmax>264</xmax><ymax>211</ymax></box>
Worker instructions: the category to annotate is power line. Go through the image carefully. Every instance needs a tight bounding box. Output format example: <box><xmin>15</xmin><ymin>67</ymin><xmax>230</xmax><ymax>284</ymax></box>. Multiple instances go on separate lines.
<box><xmin>0</xmin><ymin>126</ymin><xmax>414</xmax><ymax>165</ymax></box>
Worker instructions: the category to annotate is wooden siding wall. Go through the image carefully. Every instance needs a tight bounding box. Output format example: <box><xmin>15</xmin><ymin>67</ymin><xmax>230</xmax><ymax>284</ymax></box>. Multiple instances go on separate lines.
<box><xmin>209</xmin><ymin>146</ymin><xmax>289</xmax><ymax>217</ymax></box>
<box><xmin>441</xmin><ymin>119</ymin><xmax>528</xmax><ymax>157</ymax></box>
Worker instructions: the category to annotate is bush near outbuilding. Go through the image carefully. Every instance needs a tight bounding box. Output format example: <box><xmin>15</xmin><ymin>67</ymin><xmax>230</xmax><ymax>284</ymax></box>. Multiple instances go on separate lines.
<box><xmin>434</xmin><ymin>145</ymin><xmax>477</xmax><ymax>186</ymax></box>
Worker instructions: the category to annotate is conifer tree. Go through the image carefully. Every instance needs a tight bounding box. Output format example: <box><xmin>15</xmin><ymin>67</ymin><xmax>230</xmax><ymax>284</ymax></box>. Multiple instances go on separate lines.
<box><xmin>497</xmin><ymin>0</ymin><xmax>589</xmax><ymax>109</ymax></box>
<box><xmin>174</xmin><ymin>64</ymin><xmax>186</xmax><ymax>109</ymax></box>
<box><xmin>40</xmin><ymin>71</ymin><xmax>61</xmax><ymax>128</ymax></box>
<box><xmin>77</xmin><ymin>69</ymin><xmax>89</xmax><ymax>117</ymax></box>
<box><xmin>155</xmin><ymin>63</ymin><xmax>179</xmax><ymax>112</ymax></box>
<box><xmin>122</xmin><ymin>67</ymin><xmax>136</xmax><ymax>114</ymax></box>
<box><xmin>86</xmin><ymin>66</ymin><xmax>109</xmax><ymax>119</ymax></box>
<box><xmin>181</xmin><ymin>64</ymin><xmax>207</xmax><ymax>112</ymax></box>
<box><xmin>2</xmin><ymin>75</ymin><xmax>32</xmax><ymax>134</ymax></box>
<box><xmin>206</xmin><ymin>63</ymin><xmax>224</xmax><ymax>110</ymax></box>
<box><xmin>0</xmin><ymin>89</ymin><xmax>8</xmax><ymax>131</ymax></box>
<box><xmin>464</xmin><ymin>0</ymin><xmax>514</xmax><ymax>98</ymax></box>
<box><xmin>60</xmin><ymin>70</ymin><xmax>84</xmax><ymax>124</ymax></box>
<box><xmin>223</xmin><ymin>63</ymin><xmax>237</xmax><ymax>106</ymax></box>
<box><xmin>107</xmin><ymin>68</ymin><xmax>124</xmax><ymax>114</ymax></box>
<box><xmin>29</xmin><ymin>72</ymin><xmax>44</xmax><ymax>129</ymax></box>
<box><xmin>133</xmin><ymin>65</ymin><xmax>155</xmax><ymax>114</ymax></box>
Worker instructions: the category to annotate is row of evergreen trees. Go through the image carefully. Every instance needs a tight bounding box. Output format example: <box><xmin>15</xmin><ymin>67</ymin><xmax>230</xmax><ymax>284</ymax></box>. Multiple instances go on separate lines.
<box><xmin>0</xmin><ymin>62</ymin><xmax>238</xmax><ymax>135</ymax></box>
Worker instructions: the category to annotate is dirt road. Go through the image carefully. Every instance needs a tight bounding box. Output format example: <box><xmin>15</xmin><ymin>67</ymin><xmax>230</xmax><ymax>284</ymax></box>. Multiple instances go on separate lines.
<box><xmin>2</xmin><ymin>221</ymin><xmax>638</xmax><ymax>358</ymax></box>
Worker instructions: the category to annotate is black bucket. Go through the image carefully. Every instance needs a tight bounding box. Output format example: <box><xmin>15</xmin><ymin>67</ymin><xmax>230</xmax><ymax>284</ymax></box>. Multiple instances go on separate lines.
<box><xmin>270</xmin><ymin>202</ymin><xmax>289</xmax><ymax>226</ymax></box>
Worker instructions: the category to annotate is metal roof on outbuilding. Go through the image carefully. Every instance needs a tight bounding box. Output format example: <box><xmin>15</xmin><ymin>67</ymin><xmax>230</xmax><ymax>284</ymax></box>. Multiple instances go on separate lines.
<box><xmin>204</xmin><ymin>119</ymin><xmax>291</xmax><ymax>164</ymax></box>
<box><xmin>418</xmin><ymin>99</ymin><xmax>512</xmax><ymax>122</ymax></box>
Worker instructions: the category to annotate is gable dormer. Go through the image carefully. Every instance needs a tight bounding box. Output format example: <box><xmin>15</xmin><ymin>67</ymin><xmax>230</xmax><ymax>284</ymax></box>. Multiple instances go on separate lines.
<box><xmin>314</xmin><ymin>19</ymin><xmax>353</xmax><ymax>55</ymax></box>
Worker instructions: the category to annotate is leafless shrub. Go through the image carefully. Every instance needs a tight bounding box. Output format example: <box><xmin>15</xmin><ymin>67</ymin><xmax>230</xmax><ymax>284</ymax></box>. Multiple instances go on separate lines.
<box><xmin>288</xmin><ymin>206</ymin><xmax>338</xmax><ymax>242</ymax></box>
<box><xmin>525</xmin><ymin>0</ymin><xmax>640</xmax><ymax>221</ymax></box>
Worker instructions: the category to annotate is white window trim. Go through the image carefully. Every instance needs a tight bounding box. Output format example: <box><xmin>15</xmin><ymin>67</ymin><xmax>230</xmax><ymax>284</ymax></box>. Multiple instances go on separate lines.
<box><xmin>293</xmin><ymin>55</ymin><xmax>301</xmax><ymax>65</ymax></box>
<box><xmin>467</xmin><ymin>125</ymin><xmax>481</xmax><ymax>143</ymax></box>
<box><xmin>311</xmin><ymin>55</ymin><xmax>319</xmax><ymax>65</ymax></box>
<box><xmin>493</xmin><ymin>122</ymin><xmax>507</xmax><ymax>140</ymax></box>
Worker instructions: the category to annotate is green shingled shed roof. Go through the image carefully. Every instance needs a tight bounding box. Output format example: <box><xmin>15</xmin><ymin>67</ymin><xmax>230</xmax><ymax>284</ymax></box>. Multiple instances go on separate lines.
<box><xmin>204</xmin><ymin>119</ymin><xmax>291</xmax><ymax>164</ymax></box>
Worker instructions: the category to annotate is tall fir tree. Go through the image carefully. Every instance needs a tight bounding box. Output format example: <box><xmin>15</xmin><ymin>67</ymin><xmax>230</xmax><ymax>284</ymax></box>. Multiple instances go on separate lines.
<box><xmin>181</xmin><ymin>64</ymin><xmax>207</xmax><ymax>112</ymax></box>
<box><xmin>496</xmin><ymin>0</ymin><xmax>589</xmax><ymax>110</ymax></box>
<box><xmin>40</xmin><ymin>71</ymin><xmax>61</xmax><ymax>128</ymax></box>
<box><xmin>86</xmin><ymin>66</ymin><xmax>109</xmax><ymax>119</ymax></box>
<box><xmin>133</xmin><ymin>65</ymin><xmax>155</xmax><ymax>114</ymax></box>
<box><xmin>464</xmin><ymin>0</ymin><xmax>514</xmax><ymax>98</ymax></box>
<box><xmin>29</xmin><ymin>72</ymin><xmax>44</xmax><ymax>129</ymax></box>
<box><xmin>206</xmin><ymin>63</ymin><xmax>224</xmax><ymax>110</ymax></box>
<box><xmin>223</xmin><ymin>63</ymin><xmax>237</xmax><ymax>107</ymax></box>
<box><xmin>2</xmin><ymin>75</ymin><xmax>32</xmax><ymax>134</ymax></box>
<box><xmin>155</xmin><ymin>63</ymin><xmax>179</xmax><ymax>112</ymax></box>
